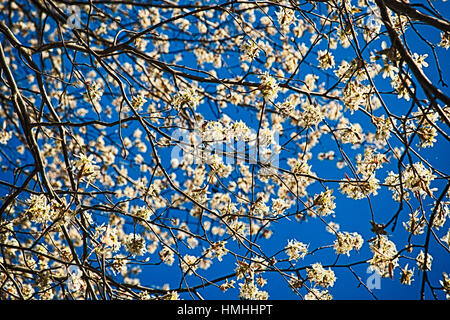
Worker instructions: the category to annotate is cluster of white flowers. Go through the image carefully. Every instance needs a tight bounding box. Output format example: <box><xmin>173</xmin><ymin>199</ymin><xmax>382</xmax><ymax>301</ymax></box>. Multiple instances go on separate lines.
<box><xmin>384</xmin><ymin>171</ymin><xmax>407</xmax><ymax>202</ymax></box>
<box><xmin>335</xmin><ymin>60</ymin><xmax>353</xmax><ymax>81</ymax></box>
<box><xmin>200</xmin><ymin>119</ymin><xmax>254</xmax><ymax>144</ymax></box>
<box><xmin>162</xmin><ymin>291</ymin><xmax>180</xmax><ymax>300</ymax></box>
<box><xmin>416</xmin><ymin>250</ymin><xmax>433</xmax><ymax>271</ymax></box>
<box><xmin>404</xmin><ymin>162</ymin><xmax>436</xmax><ymax>197</ymax></box>
<box><xmin>278</xmin><ymin>158</ymin><xmax>316</xmax><ymax>198</ymax></box>
<box><xmin>137</xmin><ymin>8</ymin><xmax>160</xmax><ymax>29</ymax></box>
<box><xmin>134</xmin><ymin>36</ymin><xmax>148</xmax><ymax>51</ymax></box>
<box><xmin>276</xmin><ymin>98</ymin><xmax>296</xmax><ymax>115</ymax></box>
<box><xmin>250</xmin><ymin>199</ymin><xmax>270</xmax><ymax>217</ymax></box>
<box><xmin>312</xmin><ymin>189</ymin><xmax>336</xmax><ymax>216</ymax></box>
<box><xmin>201</xmin><ymin>120</ymin><xmax>227</xmax><ymax>142</ymax></box>
<box><xmin>172</xmin><ymin>88</ymin><xmax>200</xmax><ymax>110</ymax></box>
<box><xmin>219</xmin><ymin>279</ymin><xmax>236</xmax><ymax>292</ymax></box>
<box><xmin>235</xmin><ymin>261</ymin><xmax>253</xmax><ymax>280</ymax></box>
<box><xmin>385</xmin><ymin>162</ymin><xmax>436</xmax><ymax>202</ymax></box>
<box><xmin>96</xmin><ymin>225</ymin><xmax>121</xmax><ymax>254</ymax></box>
<box><xmin>240</xmin><ymin>40</ymin><xmax>260</xmax><ymax>61</ymax></box>
<box><xmin>326</xmin><ymin>222</ymin><xmax>340</xmax><ymax>234</ymax></box>
<box><xmin>304</xmin><ymin>288</ymin><xmax>333</xmax><ymax>300</ymax></box>
<box><xmin>238</xmin><ymin>279</ymin><xmax>269</xmax><ymax>300</ymax></box>
<box><xmin>227</xmin><ymin>219</ymin><xmax>248</xmax><ymax>240</ymax></box>
<box><xmin>333</xmin><ymin>231</ymin><xmax>364</xmax><ymax>256</ymax></box>
<box><xmin>287</xmin><ymin>274</ymin><xmax>303</xmax><ymax>292</ymax></box>
<box><xmin>159</xmin><ymin>246</ymin><xmax>175</xmax><ymax>266</ymax></box>
<box><xmin>317</xmin><ymin>50</ymin><xmax>335</xmax><ymax>70</ymax></box>
<box><xmin>403</xmin><ymin>210</ymin><xmax>426</xmax><ymax>235</ymax></box>
<box><xmin>369</xmin><ymin>235</ymin><xmax>398</xmax><ymax>278</ymax></box>
<box><xmin>124</xmin><ymin>234</ymin><xmax>147</xmax><ymax>256</ymax></box>
<box><xmin>276</xmin><ymin>6</ymin><xmax>296</xmax><ymax>30</ymax></box>
<box><xmin>337</xmin><ymin>121</ymin><xmax>363</xmax><ymax>145</ymax></box>
<box><xmin>440</xmin><ymin>273</ymin><xmax>450</xmax><ymax>299</ymax></box>
<box><xmin>131</xmin><ymin>94</ymin><xmax>147</xmax><ymax>111</ymax></box>
<box><xmin>364</xmin><ymin>9</ymin><xmax>382</xmax><ymax>41</ymax></box>
<box><xmin>193</xmin><ymin>47</ymin><xmax>221</xmax><ymax>67</ymax></box>
<box><xmin>372</xmin><ymin>115</ymin><xmax>394</xmax><ymax>141</ymax></box>
<box><xmin>441</xmin><ymin>228</ymin><xmax>450</xmax><ymax>248</ymax></box>
<box><xmin>412</xmin><ymin>53</ymin><xmax>429</xmax><ymax>70</ymax></box>
<box><xmin>380</xmin><ymin>62</ymin><xmax>399</xmax><ymax>79</ymax></box>
<box><xmin>271</xmin><ymin>198</ymin><xmax>291</xmax><ymax>216</ymax></box>
<box><xmin>73</xmin><ymin>153</ymin><xmax>99</xmax><ymax>186</ymax></box>
<box><xmin>400</xmin><ymin>264</ymin><xmax>415</xmax><ymax>285</ymax></box>
<box><xmin>83</xmin><ymin>80</ymin><xmax>103</xmax><ymax>103</ymax></box>
<box><xmin>232</xmin><ymin>120</ymin><xmax>252</xmax><ymax>142</ymax></box>
<box><xmin>258</xmin><ymin>127</ymin><xmax>276</xmax><ymax>147</ymax></box>
<box><xmin>356</xmin><ymin>148</ymin><xmax>388</xmax><ymax>178</ymax></box>
<box><xmin>189</xmin><ymin>188</ymin><xmax>210</xmax><ymax>208</ymax></box>
<box><xmin>25</xmin><ymin>194</ymin><xmax>55</xmax><ymax>224</ymax></box>
<box><xmin>285</xmin><ymin>239</ymin><xmax>308</xmax><ymax>261</ymax></box>
<box><xmin>207</xmin><ymin>154</ymin><xmax>233</xmax><ymax>178</ymax></box>
<box><xmin>339</xmin><ymin>175</ymin><xmax>380</xmax><ymax>200</ymax></box>
<box><xmin>342</xmin><ymin>81</ymin><xmax>370</xmax><ymax>113</ymax></box>
<box><xmin>130</xmin><ymin>205</ymin><xmax>153</xmax><ymax>221</ymax></box>
<box><xmin>204</xmin><ymin>241</ymin><xmax>228</xmax><ymax>261</ymax></box>
<box><xmin>0</xmin><ymin>129</ymin><xmax>12</xmax><ymax>144</ymax></box>
<box><xmin>299</xmin><ymin>102</ymin><xmax>324</xmax><ymax>128</ymax></box>
<box><xmin>181</xmin><ymin>254</ymin><xmax>199</xmax><ymax>275</ymax></box>
<box><xmin>301</xmin><ymin>74</ymin><xmax>319</xmax><ymax>92</ymax></box>
<box><xmin>318</xmin><ymin>150</ymin><xmax>335</xmax><ymax>161</ymax></box>
<box><xmin>391</xmin><ymin>74</ymin><xmax>411</xmax><ymax>101</ymax></box>
<box><xmin>439</xmin><ymin>32</ymin><xmax>450</xmax><ymax>49</ymax></box>
<box><xmin>307</xmin><ymin>263</ymin><xmax>337</xmax><ymax>288</ymax></box>
<box><xmin>413</xmin><ymin>110</ymin><xmax>439</xmax><ymax>148</ymax></box>
<box><xmin>259</xmin><ymin>72</ymin><xmax>279</xmax><ymax>101</ymax></box>
<box><xmin>210</xmin><ymin>193</ymin><xmax>236</xmax><ymax>216</ymax></box>
<box><xmin>290</xmin><ymin>158</ymin><xmax>312</xmax><ymax>177</ymax></box>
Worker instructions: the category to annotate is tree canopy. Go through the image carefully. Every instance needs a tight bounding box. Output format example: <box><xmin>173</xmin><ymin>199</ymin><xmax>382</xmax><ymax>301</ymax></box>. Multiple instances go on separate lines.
<box><xmin>0</xmin><ymin>0</ymin><xmax>449</xmax><ymax>300</ymax></box>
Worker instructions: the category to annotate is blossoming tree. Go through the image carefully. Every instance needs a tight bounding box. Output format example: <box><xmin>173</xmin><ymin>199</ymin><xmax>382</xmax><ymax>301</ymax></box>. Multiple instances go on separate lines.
<box><xmin>0</xmin><ymin>0</ymin><xmax>449</xmax><ymax>300</ymax></box>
